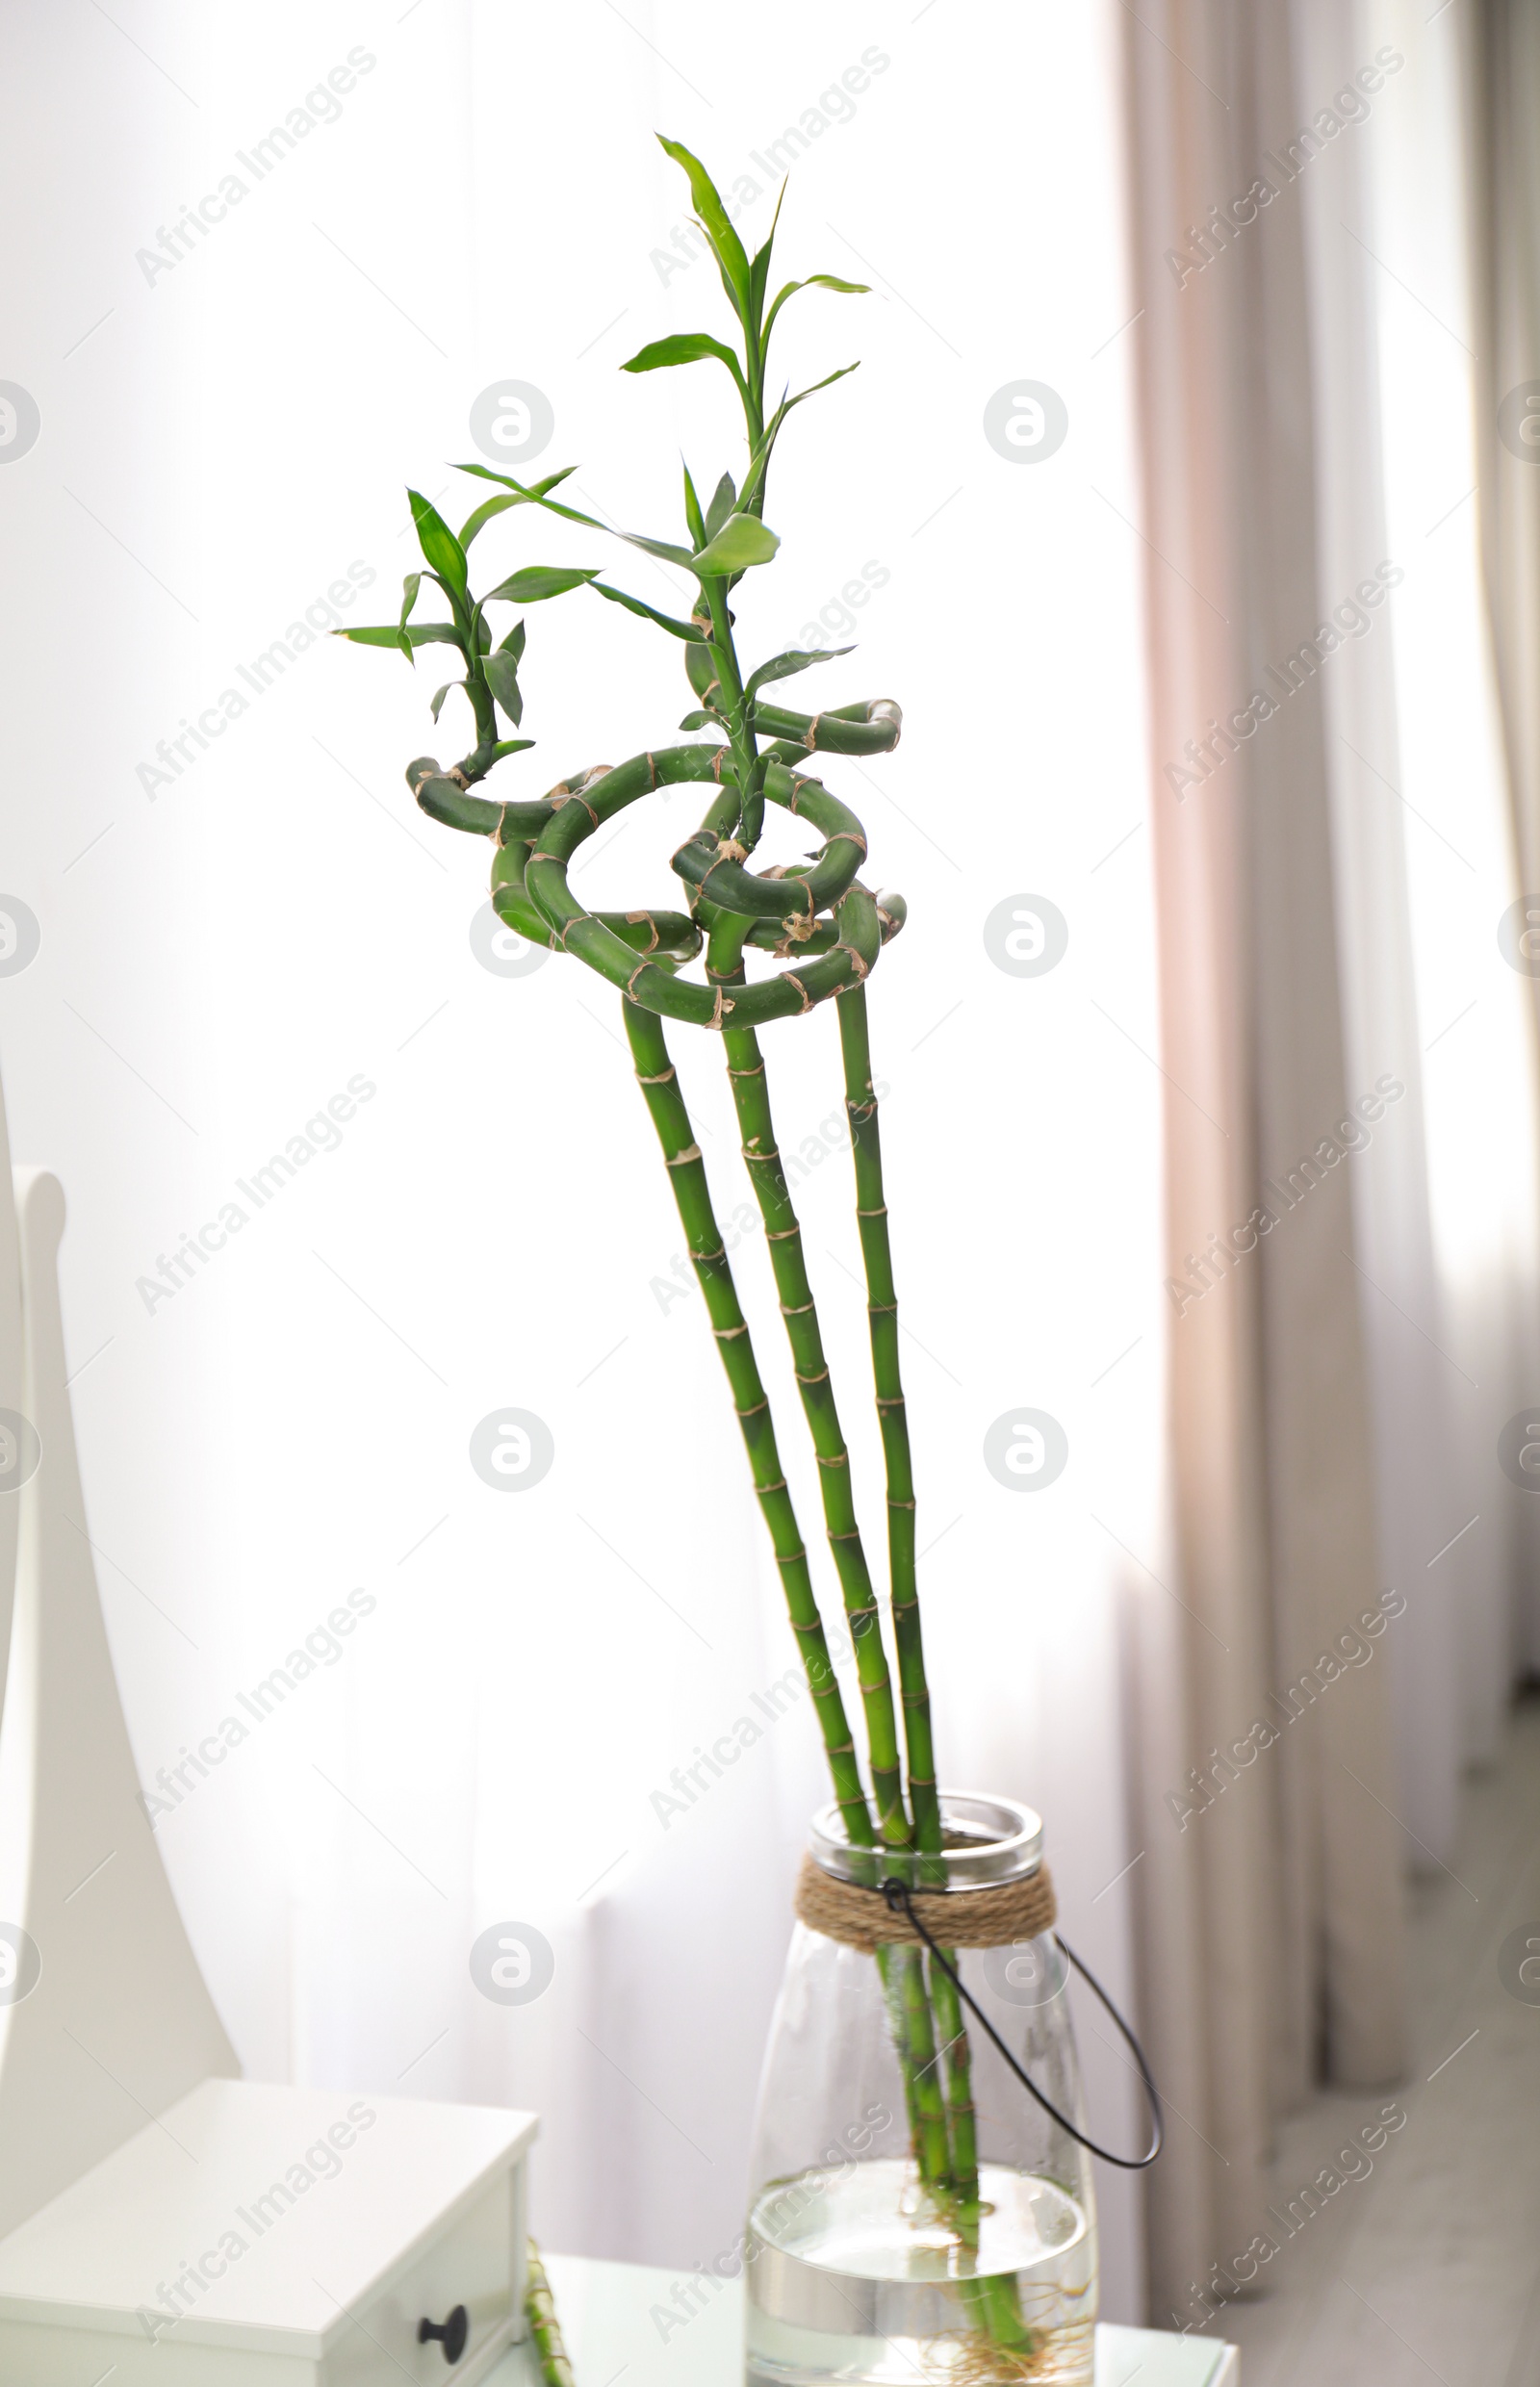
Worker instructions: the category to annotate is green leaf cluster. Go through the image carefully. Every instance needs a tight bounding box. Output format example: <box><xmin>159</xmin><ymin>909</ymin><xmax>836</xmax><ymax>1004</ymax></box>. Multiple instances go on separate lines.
<box><xmin>336</xmin><ymin>138</ymin><xmax>872</xmax><ymax>833</ymax></box>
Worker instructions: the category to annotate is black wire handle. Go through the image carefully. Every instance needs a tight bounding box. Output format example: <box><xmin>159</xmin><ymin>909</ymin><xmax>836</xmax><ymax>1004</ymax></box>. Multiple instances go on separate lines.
<box><xmin>880</xmin><ymin>1878</ymin><xmax>1164</xmax><ymax>2172</ymax></box>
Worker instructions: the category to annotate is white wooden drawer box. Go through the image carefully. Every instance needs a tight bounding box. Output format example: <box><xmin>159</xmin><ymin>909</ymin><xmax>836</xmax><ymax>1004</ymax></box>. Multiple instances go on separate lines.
<box><xmin>0</xmin><ymin>2077</ymin><xmax>537</xmax><ymax>2384</ymax></box>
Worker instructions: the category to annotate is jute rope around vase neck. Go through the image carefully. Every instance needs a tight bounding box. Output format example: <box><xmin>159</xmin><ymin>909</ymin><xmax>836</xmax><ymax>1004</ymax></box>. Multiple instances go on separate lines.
<box><xmin>794</xmin><ymin>1854</ymin><xmax>1057</xmax><ymax>1952</ymax></box>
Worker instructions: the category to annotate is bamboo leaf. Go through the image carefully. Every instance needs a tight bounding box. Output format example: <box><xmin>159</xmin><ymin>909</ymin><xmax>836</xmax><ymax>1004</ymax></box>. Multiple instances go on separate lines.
<box><xmin>621</xmin><ymin>332</ymin><xmax>745</xmax><ymax>392</ymax></box>
<box><xmin>763</xmin><ymin>274</ymin><xmax>869</xmax><ymax>344</ymax></box>
<box><xmin>458</xmin><ymin>492</ymin><xmax>525</xmax><ymax>547</ymax></box>
<box><xmin>500</xmin><ymin>620</ymin><xmax>527</xmax><ymax>661</ymax></box>
<box><xmin>745</xmin><ymin>643</ymin><xmax>853</xmax><ymax>701</ymax></box>
<box><xmin>590</xmin><ymin>582</ymin><xmax>706</xmax><ymax>641</ymax></box>
<box><xmin>483</xmin><ymin>565</ymin><xmax>600</xmax><ymax>604</ymax></box>
<box><xmin>704</xmin><ymin>471</ymin><xmax>737</xmax><ymax>542</ymax></box>
<box><xmin>458</xmin><ymin>467</ymin><xmax>578</xmax><ymax>546</ymax></box>
<box><xmin>678</xmin><ymin>708</ymin><xmax>725</xmax><ymax>732</ymax></box>
<box><xmin>429</xmin><ymin>680</ymin><xmax>461</xmax><ymax>723</ymax></box>
<box><xmin>395</xmin><ymin>578</ymin><xmax>418</xmax><ymax>663</ymax></box>
<box><xmin>737</xmin><ymin>366</ymin><xmax>860</xmax><ymax>515</ymax></box>
<box><xmin>655</xmin><ymin>136</ymin><xmax>751</xmax><ymax>319</ymax></box>
<box><xmin>483</xmin><ymin>647</ymin><xmax>524</xmax><ymax>724</ymax></box>
<box><xmin>681</xmin><ymin>464</ymin><xmax>706</xmax><ymax>551</ymax></box>
<box><xmin>749</xmin><ymin>183</ymin><xmax>787</xmax><ymax>334</ymax></box>
<box><xmin>690</xmin><ymin>512</ymin><xmax>780</xmax><ymax>578</ymax></box>
<box><xmin>407</xmin><ymin>489</ymin><xmax>469</xmax><ymax>594</ymax></box>
<box><xmin>452</xmin><ymin>463</ymin><xmax>696</xmax><ymax>572</ymax></box>
<box><xmin>333</xmin><ymin>622</ymin><xmax>466</xmax><ymax>652</ymax></box>
<box><xmin>625</xmin><ymin>530</ymin><xmax>697</xmax><ymax>569</ymax></box>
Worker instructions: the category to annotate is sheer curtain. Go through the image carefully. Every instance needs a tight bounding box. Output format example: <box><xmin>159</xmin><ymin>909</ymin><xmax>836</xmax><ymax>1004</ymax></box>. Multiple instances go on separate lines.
<box><xmin>1122</xmin><ymin>0</ymin><xmax>1540</xmax><ymax>2318</ymax></box>
<box><xmin>1466</xmin><ymin>0</ymin><xmax>1540</xmax><ymax>1689</ymax></box>
<box><xmin>1</xmin><ymin>0</ymin><xmax>1163</xmax><ymax>2323</ymax></box>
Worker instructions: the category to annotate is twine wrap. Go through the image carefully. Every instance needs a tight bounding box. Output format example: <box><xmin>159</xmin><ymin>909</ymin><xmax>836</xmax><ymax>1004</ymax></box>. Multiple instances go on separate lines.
<box><xmin>794</xmin><ymin>1853</ymin><xmax>1056</xmax><ymax>1952</ymax></box>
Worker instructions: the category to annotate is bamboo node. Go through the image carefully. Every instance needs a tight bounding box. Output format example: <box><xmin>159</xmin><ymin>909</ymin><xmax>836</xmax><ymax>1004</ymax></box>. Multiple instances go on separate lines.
<box><xmin>779</xmin><ymin>1300</ymin><xmax>814</xmax><ymax>1316</ymax></box>
<box><xmin>816</xmin><ymin>1450</ymin><xmax>850</xmax><ymax>1470</ymax></box>
<box><xmin>876</xmin><ymin>1396</ymin><xmax>907</xmax><ymax>1413</ymax></box>
<box><xmin>713</xmin><ymin>1322</ymin><xmax>749</xmax><ymax>1341</ymax></box>
<box><xmin>634</xmin><ymin>1066</ymin><xmax>676</xmax><ymax>1086</ymax></box>
<box><xmin>856</xmin><ymin>1205</ymin><xmax>889</xmax><ymax>1219</ymax></box>
<box><xmin>795</xmin><ymin>1368</ymin><xmax>831</xmax><ymax>1386</ymax></box>
<box><xmin>447</xmin><ymin>765</ymin><xmax>472</xmax><ymax>789</ymax></box>
<box><xmin>551</xmin><ymin>789</ymin><xmax>600</xmax><ymax>827</ymax></box>
<box><xmin>766</xmin><ymin>1226</ymin><xmax>802</xmax><ymax>1242</ymax></box>
<box><xmin>736</xmin><ymin>1399</ymin><xmax>769</xmax><ymax>1420</ymax></box>
<box><xmin>666</xmin><ymin>1143</ymin><xmax>703</xmax><ymax>1168</ymax></box>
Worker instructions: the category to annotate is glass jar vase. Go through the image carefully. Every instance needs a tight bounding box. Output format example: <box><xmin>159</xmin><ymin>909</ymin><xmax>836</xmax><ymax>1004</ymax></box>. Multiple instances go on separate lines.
<box><xmin>744</xmin><ymin>1794</ymin><xmax>1096</xmax><ymax>2387</ymax></box>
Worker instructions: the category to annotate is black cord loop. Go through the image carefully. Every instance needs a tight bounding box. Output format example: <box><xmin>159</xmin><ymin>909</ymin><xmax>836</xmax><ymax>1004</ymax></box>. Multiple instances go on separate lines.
<box><xmin>879</xmin><ymin>1877</ymin><xmax>1164</xmax><ymax>2172</ymax></box>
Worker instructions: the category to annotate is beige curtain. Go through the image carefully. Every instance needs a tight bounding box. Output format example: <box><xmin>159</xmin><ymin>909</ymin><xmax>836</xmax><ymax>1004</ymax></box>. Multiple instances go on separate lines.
<box><xmin>1469</xmin><ymin>0</ymin><xmax>1540</xmax><ymax>906</ymax></box>
<box><xmin>1119</xmin><ymin>0</ymin><xmax>1407</xmax><ymax>2317</ymax></box>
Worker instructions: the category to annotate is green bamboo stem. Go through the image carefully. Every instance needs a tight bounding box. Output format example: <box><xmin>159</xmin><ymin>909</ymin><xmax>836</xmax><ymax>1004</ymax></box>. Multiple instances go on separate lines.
<box><xmin>893</xmin><ymin>1945</ymin><xmax>952</xmax><ymax>2191</ymax></box>
<box><xmin>526</xmin><ymin>2243</ymin><xmax>576</xmax><ymax>2386</ymax></box>
<box><xmin>834</xmin><ymin>986</ymin><xmax>939</xmax><ymax>1855</ymax></box>
<box><xmin>701</xmin><ymin>912</ymin><xmax>966</xmax><ymax>2205</ymax></box>
<box><xmin>834</xmin><ymin>983</ymin><xmax>989</xmax><ymax>2227</ymax></box>
<box><xmin>706</xmin><ymin>915</ymin><xmax>909</xmax><ymax>1851</ymax></box>
<box><xmin>623</xmin><ymin>997</ymin><xmax>873</xmax><ymax>1851</ymax></box>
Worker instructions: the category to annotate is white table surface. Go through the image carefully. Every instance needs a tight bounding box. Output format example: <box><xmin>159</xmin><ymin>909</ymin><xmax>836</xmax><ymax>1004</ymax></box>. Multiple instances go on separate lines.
<box><xmin>490</xmin><ymin>2252</ymin><xmax>1240</xmax><ymax>2384</ymax></box>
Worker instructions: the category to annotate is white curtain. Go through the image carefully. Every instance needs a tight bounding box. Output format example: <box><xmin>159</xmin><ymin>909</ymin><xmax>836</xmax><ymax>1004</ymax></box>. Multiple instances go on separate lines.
<box><xmin>1120</xmin><ymin>0</ymin><xmax>1540</xmax><ymax>2317</ymax></box>
<box><xmin>1352</xmin><ymin>0</ymin><xmax>1540</xmax><ymax>1765</ymax></box>
<box><xmin>1</xmin><ymin>0</ymin><xmax>1164</xmax><ymax>2322</ymax></box>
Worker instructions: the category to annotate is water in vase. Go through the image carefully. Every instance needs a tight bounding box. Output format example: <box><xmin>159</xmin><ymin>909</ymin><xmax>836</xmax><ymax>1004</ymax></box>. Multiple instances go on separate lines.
<box><xmin>745</xmin><ymin>2156</ymin><xmax>1096</xmax><ymax>2385</ymax></box>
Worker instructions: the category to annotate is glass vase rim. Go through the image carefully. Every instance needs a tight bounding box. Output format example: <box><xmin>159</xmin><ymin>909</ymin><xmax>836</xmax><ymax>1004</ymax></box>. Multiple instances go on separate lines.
<box><xmin>807</xmin><ymin>1788</ymin><xmax>1044</xmax><ymax>1888</ymax></box>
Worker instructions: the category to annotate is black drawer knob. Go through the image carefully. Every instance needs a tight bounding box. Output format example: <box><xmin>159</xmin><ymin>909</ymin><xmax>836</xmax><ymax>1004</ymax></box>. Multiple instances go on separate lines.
<box><xmin>419</xmin><ymin>2304</ymin><xmax>470</xmax><ymax>2364</ymax></box>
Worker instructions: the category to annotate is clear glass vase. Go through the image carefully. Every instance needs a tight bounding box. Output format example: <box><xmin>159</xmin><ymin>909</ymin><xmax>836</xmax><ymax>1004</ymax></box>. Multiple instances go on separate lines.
<box><xmin>745</xmin><ymin>1794</ymin><xmax>1096</xmax><ymax>2387</ymax></box>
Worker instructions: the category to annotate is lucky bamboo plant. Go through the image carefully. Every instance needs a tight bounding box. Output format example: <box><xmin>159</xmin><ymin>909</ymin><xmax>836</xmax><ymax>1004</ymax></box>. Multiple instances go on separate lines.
<box><xmin>339</xmin><ymin>140</ymin><xmax>1036</xmax><ymax>2368</ymax></box>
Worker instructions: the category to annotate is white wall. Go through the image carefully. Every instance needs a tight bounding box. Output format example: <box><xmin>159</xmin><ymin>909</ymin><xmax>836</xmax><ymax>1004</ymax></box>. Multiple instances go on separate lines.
<box><xmin>0</xmin><ymin>0</ymin><xmax>1163</xmax><ymax>2319</ymax></box>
